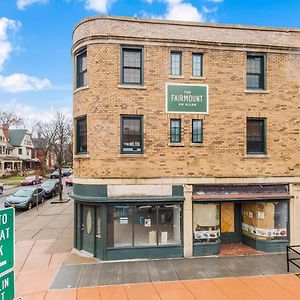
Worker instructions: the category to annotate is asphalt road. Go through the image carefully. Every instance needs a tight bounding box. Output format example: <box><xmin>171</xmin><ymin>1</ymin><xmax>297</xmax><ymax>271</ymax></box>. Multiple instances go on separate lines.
<box><xmin>0</xmin><ymin>177</ymin><xmax>73</xmax><ymax>213</ymax></box>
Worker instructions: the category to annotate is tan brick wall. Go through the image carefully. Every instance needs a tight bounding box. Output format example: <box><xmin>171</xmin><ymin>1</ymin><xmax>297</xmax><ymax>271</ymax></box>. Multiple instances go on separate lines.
<box><xmin>73</xmin><ymin>41</ymin><xmax>300</xmax><ymax>179</ymax></box>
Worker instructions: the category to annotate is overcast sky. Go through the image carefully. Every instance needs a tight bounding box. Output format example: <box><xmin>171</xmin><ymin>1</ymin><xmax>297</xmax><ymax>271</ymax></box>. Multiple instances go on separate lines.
<box><xmin>0</xmin><ymin>0</ymin><xmax>300</xmax><ymax>125</ymax></box>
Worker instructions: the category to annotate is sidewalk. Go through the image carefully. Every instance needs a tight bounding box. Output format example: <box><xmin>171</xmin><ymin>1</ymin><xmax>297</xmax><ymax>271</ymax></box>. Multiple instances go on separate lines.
<box><xmin>14</xmin><ymin>199</ymin><xmax>300</xmax><ymax>300</ymax></box>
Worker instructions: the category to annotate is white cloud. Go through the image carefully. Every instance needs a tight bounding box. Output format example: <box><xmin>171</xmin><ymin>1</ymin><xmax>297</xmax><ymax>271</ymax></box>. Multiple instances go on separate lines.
<box><xmin>166</xmin><ymin>2</ymin><xmax>204</xmax><ymax>22</ymax></box>
<box><xmin>3</xmin><ymin>99</ymin><xmax>72</xmax><ymax>125</ymax></box>
<box><xmin>0</xmin><ymin>17</ymin><xmax>20</xmax><ymax>71</ymax></box>
<box><xmin>206</xmin><ymin>0</ymin><xmax>223</xmax><ymax>2</ymax></box>
<box><xmin>17</xmin><ymin>0</ymin><xmax>48</xmax><ymax>10</ymax></box>
<box><xmin>0</xmin><ymin>73</ymin><xmax>51</xmax><ymax>93</ymax></box>
<box><xmin>84</xmin><ymin>0</ymin><xmax>115</xmax><ymax>13</ymax></box>
<box><xmin>141</xmin><ymin>0</ymin><xmax>222</xmax><ymax>23</ymax></box>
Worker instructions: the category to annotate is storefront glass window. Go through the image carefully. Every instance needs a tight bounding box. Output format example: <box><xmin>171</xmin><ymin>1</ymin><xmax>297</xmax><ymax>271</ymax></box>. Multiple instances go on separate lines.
<box><xmin>158</xmin><ymin>205</ymin><xmax>181</xmax><ymax>245</ymax></box>
<box><xmin>193</xmin><ymin>204</ymin><xmax>220</xmax><ymax>243</ymax></box>
<box><xmin>134</xmin><ymin>205</ymin><xmax>157</xmax><ymax>246</ymax></box>
<box><xmin>108</xmin><ymin>204</ymin><xmax>182</xmax><ymax>248</ymax></box>
<box><xmin>108</xmin><ymin>205</ymin><xmax>134</xmax><ymax>247</ymax></box>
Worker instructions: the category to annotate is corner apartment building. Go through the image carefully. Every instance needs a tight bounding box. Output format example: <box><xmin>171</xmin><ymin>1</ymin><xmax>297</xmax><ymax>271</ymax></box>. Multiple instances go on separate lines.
<box><xmin>72</xmin><ymin>15</ymin><xmax>300</xmax><ymax>260</ymax></box>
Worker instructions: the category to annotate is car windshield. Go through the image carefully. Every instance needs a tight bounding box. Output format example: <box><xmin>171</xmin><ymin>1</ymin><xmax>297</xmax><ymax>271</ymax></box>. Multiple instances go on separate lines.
<box><xmin>13</xmin><ymin>189</ymin><xmax>33</xmax><ymax>197</ymax></box>
<box><xmin>42</xmin><ymin>181</ymin><xmax>55</xmax><ymax>188</ymax></box>
<box><xmin>25</xmin><ymin>176</ymin><xmax>35</xmax><ymax>180</ymax></box>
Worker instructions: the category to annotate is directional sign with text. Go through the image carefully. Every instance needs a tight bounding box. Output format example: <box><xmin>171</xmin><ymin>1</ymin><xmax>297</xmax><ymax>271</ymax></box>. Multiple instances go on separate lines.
<box><xmin>0</xmin><ymin>271</ymin><xmax>14</xmax><ymax>300</ymax></box>
<box><xmin>0</xmin><ymin>208</ymin><xmax>14</xmax><ymax>275</ymax></box>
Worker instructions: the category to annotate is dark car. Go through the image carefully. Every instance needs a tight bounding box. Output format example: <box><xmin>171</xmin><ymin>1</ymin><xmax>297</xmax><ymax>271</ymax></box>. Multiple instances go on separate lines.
<box><xmin>21</xmin><ymin>176</ymin><xmax>42</xmax><ymax>186</ymax></box>
<box><xmin>65</xmin><ymin>175</ymin><xmax>73</xmax><ymax>186</ymax></box>
<box><xmin>62</xmin><ymin>169</ymin><xmax>72</xmax><ymax>177</ymax></box>
<box><xmin>41</xmin><ymin>179</ymin><xmax>61</xmax><ymax>198</ymax></box>
<box><xmin>4</xmin><ymin>186</ymin><xmax>45</xmax><ymax>210</ymax></box>
<box><xmin>50</xmin><ymin>171</ymin><xmax>60</xmax><ymax>179</ymax></box>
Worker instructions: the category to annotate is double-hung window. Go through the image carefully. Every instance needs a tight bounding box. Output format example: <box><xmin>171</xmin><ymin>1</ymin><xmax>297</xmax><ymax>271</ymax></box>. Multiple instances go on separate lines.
<box><xmin>246</xmin><ymin>118</ymin><xmax>266</xmax><ymax>154</ymax></box>
<box><xmin>121</xmin><ymin>47</ymin><xmax>143</xmax><ymax>85</ymax></box>
<box><xmin>170</xmin><ymin>119</ymin><xmax>181</xmax><ymax>143</ymax></box>
<box><xmin>192</xmin><ymin>119</ymin><xmax>203</xmax><ymax>143</ymax></box>
<box><xmin>192</xmin><ymin>53</ymin><xmax>203</xmax><ymax>77</ymax></box>
<box><xmin>76</xmin><ymin>116</ymin><xmax>87</xmax><ymax>154</ymax></box>
<box><xmin>76</xmin><ymin>49</ymin><xmax>87</xmax><ymax>88</ymax></box>
<box><xmin>246</xmin><ymin>54</ymin><xmax>266</xmax><ymax>90</ymax></box>
<box><xmin>121</xmin><ymin>116</ymin><xmax>143</xmax><ymax>154</ymax></box>
<box><xmin>171</xmin><ymin>51</ymin><xmax>182</xmax><ymax>76</ymax></box>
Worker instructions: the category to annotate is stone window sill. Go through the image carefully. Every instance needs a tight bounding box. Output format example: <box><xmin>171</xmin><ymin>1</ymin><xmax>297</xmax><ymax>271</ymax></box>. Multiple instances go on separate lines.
<box><xmin>244</xmin><ymin>89</ymin><xmax>270</xmax><ymax>94</ymax></box>
<box><xmin>169</xmin><ymin>75</ymin><xmax>184</xmax><ymax>79</ymax></box>
<box><xmin>190</xmin><ymin>143</ymin><xmax>204</xmax><ymax>147</ymax></box>
<box><xmin>73</xmin><ymin>85</ymin><xmax>89</xmax><ymax>94</ymax></box>
<box><xmin>118</xmin><ymin>84</ymin><xmax>147</xmax><ymax>90</ymax></box>
<box><xmin>244</xmin><ymin>154</ymin><xmax>270</xmax><ymax>159</ymax></box>
<box><xmin>190</xmin><ymin>76</ymin><xmax>206</xmax><ymax>80</ymax></box>
<box><xmin>74</xmin><ymin>153</ymin><xmax>89</xmax><ymax>159</ymax></box>
<box><xmin>118</xmin><ymin>154</ymin><xmax>147</xmax><ymax>158</ymax></box>
<box><xmin>168</xmin><ymin>142</ymin><xmax>184</xmax><ymax>147</ymax></box>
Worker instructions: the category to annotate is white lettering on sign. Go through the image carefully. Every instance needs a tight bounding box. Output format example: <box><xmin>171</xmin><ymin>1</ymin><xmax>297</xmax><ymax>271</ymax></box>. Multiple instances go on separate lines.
<box><xmin>1</xmin><ymin>277</ymin><xmax>9</xmax><ymax>290</ymax></box>
<box><xmin>0</xmin><ymin>228</ymin><xmax>10</xmax><ymax>241</ymax></box>
<box><xmin>0</xmin><ymin>246</ymin><xmax>3</xmax><ymax>256</ymax></box>
<box><xmin>171</xmin><ymin>94</ymin><xmax>203</xmax><ymax>103</ymax></box>
<box><xmin>0</xmin><ymin>214</ymin><xmax>7</xmax><ymax>226</ymax></box>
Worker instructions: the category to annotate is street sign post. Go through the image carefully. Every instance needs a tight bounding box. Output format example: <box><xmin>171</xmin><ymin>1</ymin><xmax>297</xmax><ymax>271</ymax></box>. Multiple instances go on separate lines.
<box><xmin>0</xmin><ymin>208</ymin><xmax>15</xmax><ymax>300</ymax></box>
<box><xmin>0</xmin><ymin>271</ymin><xmax>14</xmax><ymax>300</ymax></box>
<box><xmin>0</xmin><ymin>208</ymin><xmax>14</xmax><ymax>275</ymax></box>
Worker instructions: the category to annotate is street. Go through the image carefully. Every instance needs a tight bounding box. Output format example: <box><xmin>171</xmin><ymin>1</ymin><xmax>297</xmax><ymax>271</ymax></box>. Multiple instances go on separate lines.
<box><xmin>0</xmin><ymin>177</ymin><xmax>73</xmax><ymax>213</ymax></box>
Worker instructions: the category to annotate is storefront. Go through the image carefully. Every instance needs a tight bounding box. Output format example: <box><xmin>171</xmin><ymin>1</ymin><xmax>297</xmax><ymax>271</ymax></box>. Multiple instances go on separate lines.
<box><xmin>73</xmin><ymin>184</ymin><xmax>184</xmax><ymax>260</ymax></box>
<box><xmin>192</xmin><ymin>184</ymin><xmax>290</xmax><ymax>256</ymax></box>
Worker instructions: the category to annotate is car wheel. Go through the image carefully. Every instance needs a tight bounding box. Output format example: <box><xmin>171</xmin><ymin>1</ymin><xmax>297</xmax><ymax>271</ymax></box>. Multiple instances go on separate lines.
<box><xmin>27</xmin><ymin>202</ymin><xmax>33</xmax><ymax>210</ymax></box>
<box><xmin>0</xmin><ymin>188</ymin><xmax>3</xmax><ymax>194</ymax></box>
<box><xmin>51</xmin><ymin>191</ymin><xmax>55</xmax><ymax>198</ymax></box>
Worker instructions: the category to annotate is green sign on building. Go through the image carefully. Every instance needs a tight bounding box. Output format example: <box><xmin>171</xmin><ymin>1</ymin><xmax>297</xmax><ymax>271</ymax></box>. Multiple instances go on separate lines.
<box><xmin>0</xmin><ymin>271</ymin><xmax>14</xmax><ymax>300</ymax></box>
<box><xmin>166</xmin><ymin>83</ymin><xmax>208</xmax><ymax>114</ymax></box>
<box><xmin>0</xmin><ymin>208</ymin><xmax>14</xmax><ymax>275</ymax></box>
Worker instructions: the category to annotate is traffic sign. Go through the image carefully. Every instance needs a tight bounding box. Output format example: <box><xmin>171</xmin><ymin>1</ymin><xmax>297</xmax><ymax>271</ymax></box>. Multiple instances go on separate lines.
<box><xmin>0</xmin><ymin>208</ymin><xmax>14</xmax><ymax>275</ymax></box>
<box><xmin>0</xmin><ymin>271</ymin><xmax>14</xmax><ymax>300</ymax></box>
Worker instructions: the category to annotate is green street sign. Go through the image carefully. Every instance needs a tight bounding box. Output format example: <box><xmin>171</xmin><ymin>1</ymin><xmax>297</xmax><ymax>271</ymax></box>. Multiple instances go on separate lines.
<box><xmin>0</xmin><ymin>271</ymin><xmax>14</xmax><ymax>300</ymax></box>
<box><xmin>0</xmin><ymin>208</ymin><xmax>14</xmax><ymax>275</ymax></box>
<box><xmin>166</xmin><ymin>83</ymin><xmax>208</xmax><ymax>114</ymax></box>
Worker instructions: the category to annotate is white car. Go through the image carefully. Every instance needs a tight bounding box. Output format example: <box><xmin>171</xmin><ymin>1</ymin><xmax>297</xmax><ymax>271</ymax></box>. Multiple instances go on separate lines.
<box><xmin>0</xmin><ymin>182</ymin><xmax>3</xmax><ymax>194</ymax></box>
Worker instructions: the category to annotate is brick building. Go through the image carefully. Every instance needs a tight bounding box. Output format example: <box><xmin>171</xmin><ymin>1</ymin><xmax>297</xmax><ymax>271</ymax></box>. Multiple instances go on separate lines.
<box><xmin>72</xmin><ymin>15</ymin><xmax>300</xmax><ymax>260</ymax></box>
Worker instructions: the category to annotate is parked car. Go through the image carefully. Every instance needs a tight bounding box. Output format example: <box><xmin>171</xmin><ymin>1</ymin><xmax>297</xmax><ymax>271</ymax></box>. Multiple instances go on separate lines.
<box><xmin>62</xmin><ymin>168</ymin><xmax>72</xmax><ymax>177</ymax></box>
<box><xmin>50</xmin><ymin>171</ymin><xmax>60</xmax><ymax>179</ymax></box>
<box><xmin>65</xmin><ymin>175</ymin><xmax>73</xmax><ymax>186</ymax></box>
<box><xmin>21</xmin><ymin>176</ymin><xmax>42</xmax><ymax>186</ymax></box>
<box><xmin>4</xmin><ymin>186</ymin><xmax>45</xmax><ymax>210</ymax></box>
<box><xmin>41</xmin><ymin>179</ymin><xmax>61</xmax><ymax>199</ymax></box>
<box><xmin>0</xmin><ymin>182</ymin><xmax>3</xmax><ymax>194</ymax></box>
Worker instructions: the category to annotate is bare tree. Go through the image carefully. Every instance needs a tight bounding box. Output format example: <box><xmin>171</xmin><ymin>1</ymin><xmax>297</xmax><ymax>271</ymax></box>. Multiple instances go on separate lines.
<box><xmin>50</xmin><ymin>112</ymin><xmax>72</xmax><ymax>201</ymax></box>
<box><xmin>0</xmin><ymin>110</ymin><xmax>24</xmax><ymax>127</ymax></box>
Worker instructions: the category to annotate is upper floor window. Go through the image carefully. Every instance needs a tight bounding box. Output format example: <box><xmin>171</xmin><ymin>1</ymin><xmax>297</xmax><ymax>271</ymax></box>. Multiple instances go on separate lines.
<box><xmin>171</xmin><ymin>52</ymin><xmax>182</xmax><ymax>76</ymax></box>
<box><xmin>76</xmin><ymin>116</ymin><xmax>87</xmax><ymax>154</ymax></box>
<box><xmin>121</xmin><ymin>47</ymin><xmax>143</xmax><ymax>85</ymax></box>
<box><xmin>170</xmin><ymin>119</ymin><xmax>181</xmax><ymax>143</ymax></box>
<box><xmin>121</xmin><ymin>116</ymin><xmax>143</xmax><ymax>154</ymax></box>
<box><xmin>247</xmin><ymin>118</ymin><xmax>266</xmax><ymax>154</ymax></box>
<box><xmin>18</xmin><ymin>148</ymin><xmax>22</xmax><ymax>155</ymax></box>
<box><xmin>192</xmin><ymin>53</ymin><xmax>203</xmax><ymax>77</ymax></box>
<box><xmin>246</xmin><ymin>54</ymin><xmax>265</xmax><ymax>90</ymax></box>
<box><xmin>76</xmin><ymin>49</ymin><xmax>87</xmax><ymax>88</ymax></box>
<box><xmin>192</xmin><ymin>119</ymin><xmax>203</xmax><ymax>143</ymax></box>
